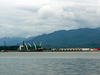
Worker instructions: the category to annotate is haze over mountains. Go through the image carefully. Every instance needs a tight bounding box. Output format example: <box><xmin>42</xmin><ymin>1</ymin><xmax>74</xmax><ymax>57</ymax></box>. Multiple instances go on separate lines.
<box><xmin>0</xmin><ymin>28</ymin><xmax>100</xmax><ymax>46</ymax></box>
<box><xmin>0</xmin><ymin>37</ymin><xmax>34</xmax><ymax>46</ymax></box>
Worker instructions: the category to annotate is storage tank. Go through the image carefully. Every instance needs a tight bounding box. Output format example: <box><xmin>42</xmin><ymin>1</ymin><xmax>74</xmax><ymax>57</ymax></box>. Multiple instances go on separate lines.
<box><xmin>51</xmin><ymin>48</ymin><xmax>56</xmax><ymax>51</ymax></box>
<box><xmin>82</xmin><ymin>48</ymin><xmax>89</xmax><ymax>51</ymax></box>
<box><xmin>63</xmin><ymin>48</ymin><xmax>67</xmax><ymax>51</ymax></box>
<box><xmin>59</xmin><ymin>48</ymin><xmax>64</xmax><ymax>51</ymax></box>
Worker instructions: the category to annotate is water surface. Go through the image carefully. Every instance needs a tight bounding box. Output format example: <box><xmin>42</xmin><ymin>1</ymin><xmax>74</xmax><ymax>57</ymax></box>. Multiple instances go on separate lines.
<box><xmin>0</xmin><ymin>52</ymin><xmax>100</xmax><ymax>75</ymax></box>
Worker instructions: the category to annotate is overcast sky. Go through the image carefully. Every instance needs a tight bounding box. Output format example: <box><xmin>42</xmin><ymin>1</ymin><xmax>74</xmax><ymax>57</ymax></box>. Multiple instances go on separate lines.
<box><xmin>0</xmin><ymin>0</ymin><xmax>100</xmax><ymax>38</ymax></box>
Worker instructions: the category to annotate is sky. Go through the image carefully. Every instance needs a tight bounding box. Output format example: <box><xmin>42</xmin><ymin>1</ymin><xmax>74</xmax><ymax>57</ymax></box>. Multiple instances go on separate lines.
<box><xmin>0</xmin><ymin>0</ymin><xmax>100</xmax><ymax>38</ymax></box>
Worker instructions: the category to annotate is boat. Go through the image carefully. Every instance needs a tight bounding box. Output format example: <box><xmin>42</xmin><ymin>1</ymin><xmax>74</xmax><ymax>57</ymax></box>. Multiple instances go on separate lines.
<box><xmin>17</xmin><ymin>41</ymin><xmax>43</xmax><ymax>52</ymax></box>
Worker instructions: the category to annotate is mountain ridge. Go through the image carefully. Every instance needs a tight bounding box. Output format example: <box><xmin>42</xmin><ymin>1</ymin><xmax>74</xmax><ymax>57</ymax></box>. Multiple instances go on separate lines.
<box><xmin>0</xmin><ymin>28</ymin><xmax>100</xmax><ymax>46</ymax></box>
<box><xmin>27</xmin><ymin>28</ymin><xmax>100</xmax><ymax>45</ymax></box>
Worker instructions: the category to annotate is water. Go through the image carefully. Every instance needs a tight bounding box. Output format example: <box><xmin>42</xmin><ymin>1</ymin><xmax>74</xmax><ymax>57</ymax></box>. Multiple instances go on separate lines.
<box><xmin>0</xmin><ymin>52</ymin><xmax>100</xmax><ymax>75</ymax></box>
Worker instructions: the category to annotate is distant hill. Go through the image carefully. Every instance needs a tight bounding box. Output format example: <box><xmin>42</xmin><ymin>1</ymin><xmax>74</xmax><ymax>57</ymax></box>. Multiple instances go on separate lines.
<box><xmin>27</xmin><ymin>28</ymin><xmax>100</xmax><ymax>46</ymax></box>
<box><xmin>1</xmin><ymin>28</ymin><xmax>100</xmax><ymax>46</ymax></box>
<box><xmin>0</xmin><ymin>37</ymin><xmax>30</xmax><ymax>46</ymax></box>
<box><xmin>96</xmin><ymin>27</ymin><xmax>100</xmax><ymax>30</ymax></box>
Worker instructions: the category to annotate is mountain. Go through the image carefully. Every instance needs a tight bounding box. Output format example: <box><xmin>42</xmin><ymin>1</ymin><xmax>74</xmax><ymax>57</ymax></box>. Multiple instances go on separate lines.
<box><xmin>0</xmin><ymin>37</ymin><xmax>29</xmax><ymax>46</ymax></box>
<box><xmin>27</xmin><ymin>28</ymin><xmax>100</xmax><ymax>46</ymax></box>
<box><xmin>1</xmin><ymin>28</ymin><xmax>100</xmax><ymax>46</ymax></box>
<box><xmin>96</xmin><ymin>27</ymin><xmax>100</xmax><ymax>30</ymax></box>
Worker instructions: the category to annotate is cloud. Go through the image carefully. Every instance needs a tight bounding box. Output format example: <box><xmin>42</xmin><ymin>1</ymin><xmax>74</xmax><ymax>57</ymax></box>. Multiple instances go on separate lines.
<box><xmin>0</xmin><ymin>0</ymin><xmax>100</xmax><ymax>38</ymax></box>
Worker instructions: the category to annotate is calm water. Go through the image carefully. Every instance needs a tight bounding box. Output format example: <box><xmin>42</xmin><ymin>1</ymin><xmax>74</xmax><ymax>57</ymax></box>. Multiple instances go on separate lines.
<box><xmin>0</xmin><ymin>52</ymin><xmax>100</xmax><ymax>75</ymax></box>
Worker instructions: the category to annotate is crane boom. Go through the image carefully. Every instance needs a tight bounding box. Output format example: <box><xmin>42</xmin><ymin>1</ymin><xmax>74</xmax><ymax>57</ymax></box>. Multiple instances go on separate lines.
<box><xmin>32</xmin><ymin>40</ymin><xmax>37</xmax><ymax>49</ymax></box>
<box><xmin>23</xmin><ymin>41</ymin><xmax>29</xmax><ymax>51</ymax></box>
<box><xmin>27</xmin><ymin>42</ymin><xmax>32</xmax><ymax>47</ymax></box>
<box><xmin>39</xmin><ymin>40</ymin><xmax>42</xmax><ymax>46</ymax></box>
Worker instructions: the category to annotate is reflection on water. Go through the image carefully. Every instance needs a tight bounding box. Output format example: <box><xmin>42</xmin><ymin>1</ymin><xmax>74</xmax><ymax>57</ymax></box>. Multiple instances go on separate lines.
<box><xmin>0</xmin><ymin>52</ymin><xmax>100</xmax><ymax>75</ymax></box>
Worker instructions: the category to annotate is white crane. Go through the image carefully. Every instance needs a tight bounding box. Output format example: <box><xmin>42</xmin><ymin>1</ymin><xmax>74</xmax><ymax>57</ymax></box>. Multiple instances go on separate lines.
<box><xmin>39</xmin><ymin>40</ymin><xmax>42</xmax><ymax>46</ymax></box>
<box><xmin>23</xmin><ymin>41</ymin><xmax>29</xmax><ymax>51</ymax></box>
<box><xmin>32</xmin><ymin>40</ymin><xmax>37</xmax><ymax>49</ymax></box>
<box><xmin>27</xmin><ymin>42</ymin><xmax>32</xmax><ymax>47</ymax></box>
